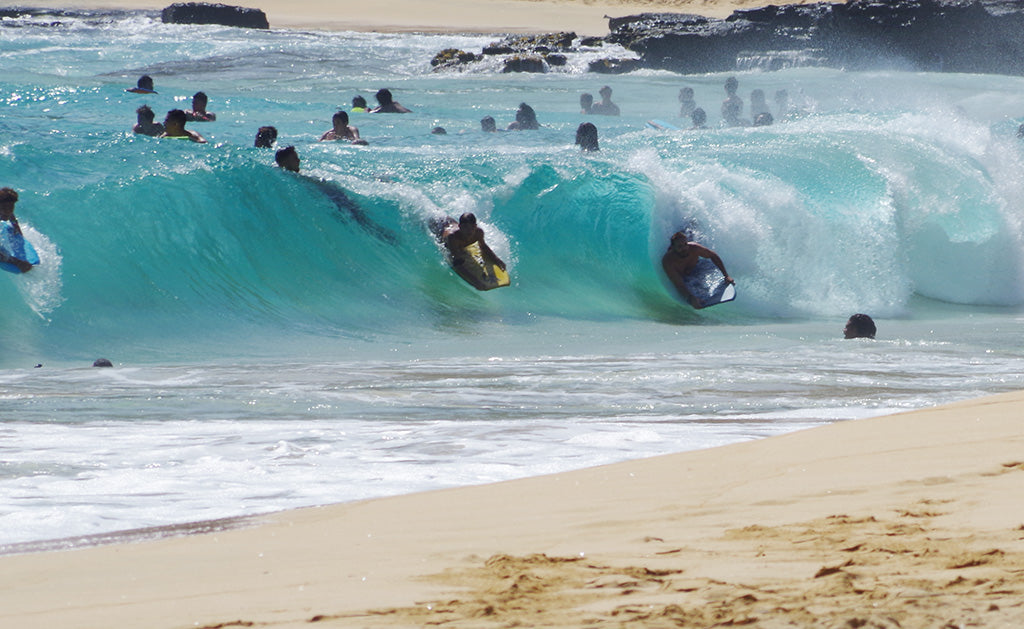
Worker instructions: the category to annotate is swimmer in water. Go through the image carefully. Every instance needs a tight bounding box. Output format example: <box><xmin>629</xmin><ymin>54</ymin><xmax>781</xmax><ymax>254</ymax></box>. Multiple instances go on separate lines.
<box><xmin>254</xmin><ymin>125</ymin><xmax>277</xmax><ymax>148</ymax></box>
<box><xmin>319</xmin><ymin>110</ymin><xmax>367</xmax><ymax>144</ymax></box>
<box><xmin>126</xmin><ymin>75</ymin><xmax>157</xmax><ymax>94</ymax></box>
<box><xmin>370</xmin><ymin>88</ymin><xmax>412</xmax><ymax>113</ymax></box>
<box><xmin>133</xmin><ymin>105</ymin><xmax>164</xmax><ymax>136</ymax></box>
<box><xmin>843</xmin><ymin>313</ymin><xmax>877</xmax><ymax>339</ymax></box>
<box><xmin>159</xmin><ymin>109</ymin><xmax>207</xmax><ymax>143</ymax></box>
<box><xmin>184</xmin><ymin>91</ymin><xmax>216</xmax><ymax>122</ymax></box>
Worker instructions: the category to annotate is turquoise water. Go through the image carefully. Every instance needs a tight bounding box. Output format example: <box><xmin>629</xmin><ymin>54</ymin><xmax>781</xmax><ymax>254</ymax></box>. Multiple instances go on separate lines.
<box><xmin>3</xmin><ymin>10</ymin><xmax>1024</xmax><ymax>548</ymax></box>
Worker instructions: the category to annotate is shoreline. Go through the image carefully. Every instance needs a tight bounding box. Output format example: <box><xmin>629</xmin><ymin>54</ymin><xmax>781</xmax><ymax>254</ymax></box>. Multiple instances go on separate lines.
<box><xmin>2</xmin><ymin>390</ymin><xmax>1024</xmax><ymax>627</ymax></box>
<box><xmin>20</xmin><ymin>0</ymin><xmax>811</xmax><ymax>35</ymax></box>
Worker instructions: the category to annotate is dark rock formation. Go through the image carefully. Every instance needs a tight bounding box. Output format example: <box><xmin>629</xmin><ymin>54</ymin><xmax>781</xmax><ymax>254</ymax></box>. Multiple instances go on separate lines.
<box><xmin>161</xmin><ymin>3</ymin><xmax>269</xmax><ymax>29</ymax></box>
<box><xmin>431</xmin><ymin>31</ymin><xmax>639</xmax><ymax>74</ymax></box>
<box><xmin>431</xmin><ymin>48</ymin><xmax>481</xmax><ymax>70</ymax></box>
<box><xmin>588</xmin><ymin>58</ymin><xmax>642</xmax><ymax>74</ymax></box>
<box><xmin>607</xmin><ymin>0</ymin><xmax>1024</xmax><ymax>75</ymax></box>
<box><xmin>502</xmin><ymin>55</ymin><xmax>547</xmax><ymax>73</ymax></box>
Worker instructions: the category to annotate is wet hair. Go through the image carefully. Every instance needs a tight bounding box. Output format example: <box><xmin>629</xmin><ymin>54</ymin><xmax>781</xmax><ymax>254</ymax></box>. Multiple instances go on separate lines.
<box><xmin>0</xmin><ymin>187</ymin><xmax>18</xmax><ymax>203</ymax></box>
<box><xmin>845</xmin><ymin>314</ymin><xmax>877</xmax><ymax>339</ymax></box>
<box><xmin>459</xmin><ymin>212</ymin><xmax>477</xmax><ymax>226</ymax></box>
<box><xmin>192</xmin><ymin>91</ymin><xmax>208</xmax><ymax>103</ymax></box>
<box><xmin>254</xmin><ymin>125</ymin><xmax>278</xmax><ymax>148</ymax></box>
<box><xmin>136</xmin><ymin>104</ymin><xmax>155</xmax><ymax>120</ymax></box>
<box><xmin>352</xmin><ymin>95</ymin><xmax>367</xmax><ymax>108</ymax></box>
<box><xmin>580</xmin><ymin>93</ymin><xmax>593</xmax><ymax>109</ymax></box>
<box><xmin>333</xmin><ymin>110</ymin><xmax>349</xmax><ymax>125</ymax></box>
<box><xmin>165</xmin><ymin>109</ymin><xmax>187</xmax><ymax>126</ymax></box>
<box><xmin>515</xmin><ymin>103</ymin><xmax>539</xmax><ymax>129</ymax></box>
<box><xmin>375</xmin><ymin>88</ymin><xmax>394</xmax><ymax>105</ymax></box>
<box><xmin>669</xmin><ymin>231</ymin><xmax>690</xmax><ymax>247</ymax></box>
<box><xmin>275</xmin><ymin>145</ymin><xmax>298</xmax><ymax>167</ymax></box>
<box><xmin>480</xmin><ymin>116</ymin><xmax>496</xmax><ymax>132</ymax></box>
<box><xmin>725</xmin><ymin>76</ymin><xmax>739</xmax><ymax>94</ymax></box>
<box><xmin>599</xmin><ymin>85</ymin><xmax>612</xmax><ymax>97</ymax></box>
<box><xmin>575</xmin><ymin>122</ymin><xmax>599</xmax><ymax>152</ymax></box>
<box><xmin>137</xmin><ymin>75</ymin><xmax>154</xmax><ymax>90</ymax></box>
<box><xmin>431</xmin><ymin>126</ymin><xmax>447</xmax><ymax>135</ymax></box>
<box><xmin>679</xmin><ymin>87</ymin><xmax>694</xmax><ymax>100</ymax></box>
<box><xmin>691</xmin><ymin>108</ymin><xmax>707</xmax><ymax>127</ymax></box>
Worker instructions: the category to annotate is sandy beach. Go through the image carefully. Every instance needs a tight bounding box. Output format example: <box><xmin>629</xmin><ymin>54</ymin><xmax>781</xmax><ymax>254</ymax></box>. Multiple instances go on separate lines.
<box><xmin>2</xmin><ymin>389</ymin><xmax>1024</xmax><ymax>627</ymax></box>
<box><xmin>30</xmin><ymin>0</ymin><xmax>814</xmax><ymax>35</ymax></box>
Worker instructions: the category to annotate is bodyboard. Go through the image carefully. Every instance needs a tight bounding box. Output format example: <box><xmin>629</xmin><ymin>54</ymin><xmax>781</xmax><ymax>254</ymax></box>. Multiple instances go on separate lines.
<box><xmin>429</xmin><ymin>217</ymin><xmax>510</xmax><ymax>291</ymax></box>
<box><xmin>681</xmin><ymin>257</ymin><xmax>735</xmax><ymax>309</ymax></box>
<box><xmin>450</xmin><ymin>242</ymin><xmax>510</xmax><ymax>291</ymax></box>
<box><xmin>0</xmin><ymin>221</ymin><xmax>40</xmax><ymax>274</ymax></box>
<box><xmin>646</xmin><ymin>119</ymin><xmax>680</xmax><ymax>131</ymax></box>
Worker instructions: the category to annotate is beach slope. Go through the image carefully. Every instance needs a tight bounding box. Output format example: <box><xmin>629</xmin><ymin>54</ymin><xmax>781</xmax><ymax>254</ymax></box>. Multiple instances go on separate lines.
<box><xmin>2</xmin><ymin>390</ymin><xmax>1024</xmax><ymax>628</ymax></box>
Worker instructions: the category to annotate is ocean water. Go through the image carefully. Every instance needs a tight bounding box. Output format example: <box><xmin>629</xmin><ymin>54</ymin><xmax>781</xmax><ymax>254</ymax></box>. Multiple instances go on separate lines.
<box><xmin>3</xmin><ymin>10</ymin><xmax>1024</xmax><ymax>548</ymax></box>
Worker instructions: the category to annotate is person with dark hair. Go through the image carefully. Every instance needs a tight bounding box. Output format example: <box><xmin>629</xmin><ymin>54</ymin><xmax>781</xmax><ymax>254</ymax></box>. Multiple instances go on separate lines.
<box><xmin>159</xmin><ymin>109</ymin><xmax>206</xmax><ymax>143</ymax></box>
<box><xmin>662</xmin><ymin>231</ymin><xmax>733</xmax><ymax>308</ymax></box>
<box><xmin>844</xmin><ymin>314</ymin><xmax>877</xmax><ymax>339</ymax></box>
<box><xmin>133</xmin><ymin>105</ymin><xmax>164</xmax><ymax>136</ymax></box>
<box><xmin>274</xmin><ymin>145</ymin><xmax>300</xmax><ymax>172</ymax></box>
<box><xmin>184</xmin><ymin>91</ymin><xmax>216</xmax><ymax>122</ymax></box>
<box><xmin>507</xmin><ymin>103</ymin><xmax>540</xmax><ymax>130</ymax></box>
<box><xmin>721</xmin><ymin>76</ymin><xmax>745</xmax><ymax>127</ymax></box>
<box><xmin>690</xmin><ymin>107</ymin><xmax>708</xmax><ymax>129</ymax></box>
<box><xmin>575</xmin><ymin>122</ymin><xmax>599</xmax><ymax>152</ymax></box>
<box><xmin>0</xmin><ymin>187</ymin><xmax>34</xmax><ymax>273</ymax></box>
<box><xmin>591</xmin><ymin>85</ymin><xmax>620</xmax><ymax>116</ymax></box>
<box><xmin>431</xmin><ymin>126</ymin><xmax>447</xmax><ymax>135</ymax></box>
<box><xmin>370</xmin><ymin>88</ymin><xmax>411</xmax><ymax>113</ymax></box>
<box><xmin>272</xmin><ymin>146</ymin><xmax>394</xmax><ymax>242</ymax></box>
<box><xmin>441</xmin><ymin>212</ymin><xmax>506</xmax><ymax>271</ymax></box>
<box><xmin>480</xmin><ymin>116</ymin><xmax>497</xmax><ymax>132</ymax></box>
<box><xmin>254</xmin><ymin>126</ymin><xmax>278</xmax><ymax>148</ymax></box>
<box><xmin>678</xmin><ymin>87</ymin><xmax>697</xmax><ymax>118</ymax></box>
<box><xmin>754</xmin><ymin>112</ymin><xmax>774</xmax><ymax>126</ymax></box>
<box><xmin>126</xmin><ymin>75</ymin><xmax>156</xmax><ymax>94</ymax></box>
<box><xmin>351</xmin><ymin>95</ymin><xmax>369</xmax><ymax>113</ymax></box>
<box><xmin>580</xmin><ymin>93</ymin><xmax>594</xmax><ymax>114</ymax></box>
<box><xmin>319</xmin><ymin>110</ymin><xmax>366</xmax><ymax>144</ymax></box>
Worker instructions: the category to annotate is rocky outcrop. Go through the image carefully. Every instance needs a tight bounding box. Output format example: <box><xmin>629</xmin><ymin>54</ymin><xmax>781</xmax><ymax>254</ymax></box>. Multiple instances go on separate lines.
<box><xmin>607</xmin><ymin>0</ymin><xmax>1024</xmax><ymax>75</ymax></box>
<box><xmin>431</xmin><ymin>31</ymin><xmax>639</xmax><ymax>73</ymax></box>
<box><xmin>161</xmin><ymin>3</ymin><xmax>269</xmax><ymax>29</ymax></box>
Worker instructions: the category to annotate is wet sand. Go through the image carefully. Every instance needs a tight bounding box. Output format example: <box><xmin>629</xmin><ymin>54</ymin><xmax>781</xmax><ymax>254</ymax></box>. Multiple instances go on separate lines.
<box><xmin>2</xmin><ymin>390</ymin><xmax>1024</xmax><ymax>628</ymax></box>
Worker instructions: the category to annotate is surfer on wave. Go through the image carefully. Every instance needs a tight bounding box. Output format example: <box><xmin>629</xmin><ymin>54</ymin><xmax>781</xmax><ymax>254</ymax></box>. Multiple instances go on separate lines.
<box><xmin>0</xmin><ymin>188</ymin><xmax>35</xmax><ymax>273</ymax></box>
<box><xmin>662</xmin><ymin>231</ymin><xmax>733</xmax><ymax>308</ymax></box>
<box><xmin>438</xmin><ymin>213</ymin><xmax>506</xmax><ymax>271</ymax></box>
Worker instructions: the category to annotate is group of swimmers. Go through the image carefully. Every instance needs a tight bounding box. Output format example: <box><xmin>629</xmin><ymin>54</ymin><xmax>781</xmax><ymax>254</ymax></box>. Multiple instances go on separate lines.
<box><xmin>117</xmin><ymin>73</ymin><xmax>879</xmax><ymax>327</ymax></box>
<box><xmin>677</xmin><ymin>76</ymin><xmax>788</xmax><ymax>130</ymax></box>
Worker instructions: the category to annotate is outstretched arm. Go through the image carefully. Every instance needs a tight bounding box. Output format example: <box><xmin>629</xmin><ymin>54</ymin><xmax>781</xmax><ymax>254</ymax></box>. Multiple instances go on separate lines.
<box><xmin>0</xmin><ymin>251</ymin><xmax>33</xmax><ymax>272</ymax></box>
<box><xmin>474</xmin><ymin>229</ymin><xmax>506</xmax><ymax>270</ymax></box>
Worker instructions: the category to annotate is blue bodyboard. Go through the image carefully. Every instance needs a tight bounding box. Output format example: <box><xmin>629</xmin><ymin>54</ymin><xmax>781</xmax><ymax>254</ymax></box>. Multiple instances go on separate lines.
<box><xmin>646</xmin><ymin>119</ymin><xmax>681</xmax><ymax>131</ymax></box>
<box><xmin>0</xmin><ymin>221</ymin><xmax>40</xmax><ymax>274</ymax></box>
<box><xmin>682</xmin><ymin>258</ymin><xmax>735</xmax><ymax>309</ymax></box>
